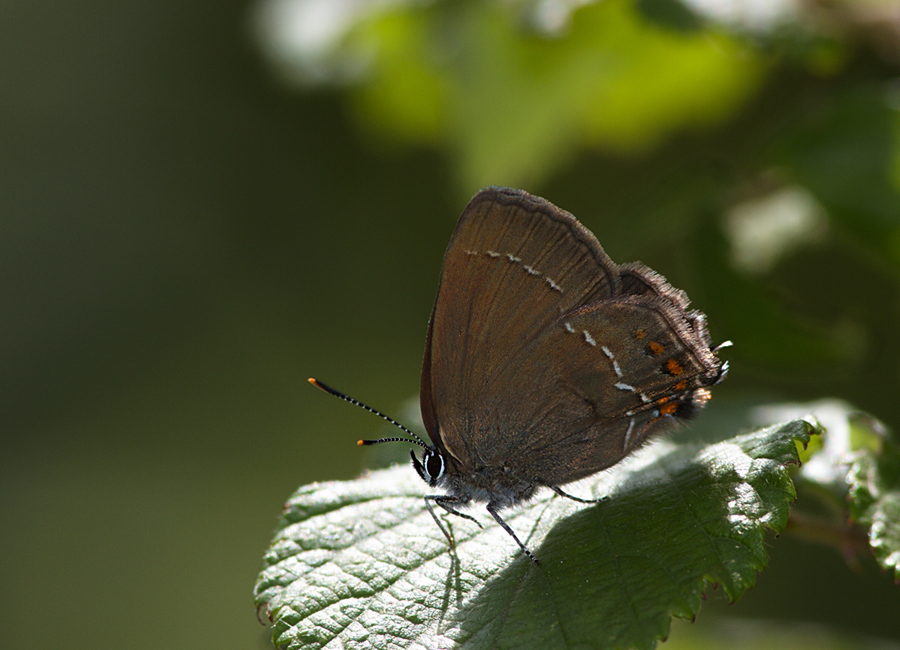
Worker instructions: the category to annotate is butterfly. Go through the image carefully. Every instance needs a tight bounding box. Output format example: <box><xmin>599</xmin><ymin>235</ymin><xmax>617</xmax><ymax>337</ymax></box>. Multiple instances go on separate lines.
<box><xmin>312</xmin><ymin>187</ymin><xmax>729</xmax><ymax>563</ymax></box>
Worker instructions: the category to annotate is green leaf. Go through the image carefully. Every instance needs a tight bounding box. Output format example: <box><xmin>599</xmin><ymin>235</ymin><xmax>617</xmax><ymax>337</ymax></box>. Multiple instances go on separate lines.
<box><xmin>341</xmin><ymin>1</ymin><xmax>764</xmax><ymax>188</ymax></box>
<box><xmin>846</xmin><ymin>422</ymin><xmax>900</xmax><ymax>581</ymax></box>
<box><xmin>255</xmin><ymin>420</ymin><xmax>815</xmax><ymax>650</ymax></box>
<box><xmin>760</xmin><ymin>401</ymin><xmax>900</xmax><ymax>578</ymax></box>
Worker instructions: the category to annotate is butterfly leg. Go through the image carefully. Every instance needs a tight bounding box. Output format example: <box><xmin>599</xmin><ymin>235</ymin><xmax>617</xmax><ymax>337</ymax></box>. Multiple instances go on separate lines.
<box><xmin>428</xmin><ymin>494</ymin><xmax>482</xmax><ymax>526</ymax></box>
<box><xmin>547</xmin><ymin>484</ymin><xmax>608</xmax><ymax>504</ymax></box>
<box><xmin>425</xmin><ymin>494</ymin><xmax>481</xmax><ymax>549</ymax></box>
<box><xmin>485</xmin><ymin>503</ymin><xmax>539</xmax><ymax>565</ymax></box>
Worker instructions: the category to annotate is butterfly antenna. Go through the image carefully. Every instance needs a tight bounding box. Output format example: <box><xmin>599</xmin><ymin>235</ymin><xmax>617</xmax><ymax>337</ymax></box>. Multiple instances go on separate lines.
<box><xmin>308</xmin><ymin>378</ymin><xmax>431</xmax><ymax>449</ymax></box>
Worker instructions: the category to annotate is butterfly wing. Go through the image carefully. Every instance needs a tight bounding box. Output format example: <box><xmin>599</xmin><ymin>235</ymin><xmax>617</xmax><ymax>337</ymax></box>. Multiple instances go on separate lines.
<box><xmin>505</xmin><ymin>293</ymin><xmax>723</xmax><ymax>484</ymax></box>
<box><xmin>421</xmin><ymin>187</ymin><xmax>725</xmax><ymax>486</ymax></box>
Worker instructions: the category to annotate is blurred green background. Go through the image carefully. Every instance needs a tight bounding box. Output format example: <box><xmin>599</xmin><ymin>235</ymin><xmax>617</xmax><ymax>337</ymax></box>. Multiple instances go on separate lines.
<box><xmin>2</xmin><ymin>0</ymin><xmax>900</xmax><ymax>648</ymax></box>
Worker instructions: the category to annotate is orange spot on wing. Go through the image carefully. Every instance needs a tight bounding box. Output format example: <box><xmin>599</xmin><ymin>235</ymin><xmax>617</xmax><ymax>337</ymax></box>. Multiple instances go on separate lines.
<box><xmin>673</xmin><ymin>380</ymin><xmax>689</xmax><ymax>391</ymax></box>
<box><xmin>666</xmin><ymin>358</ymin><xmax>685</xmax><ymax>375</ymax></box>
<box><xmin>660</xmin><ymin>402</ymin><xmax>679</xmax><ymax>416</ymax></box>
<box><xmin>649</xmin><ymin>341</ymin><xmax>665</xmax><ymax>356</ymax></box>
<box><xmin>634</xmin><ymin>328</ymin><xmax>647</xmax><ymax>339</ymax></box>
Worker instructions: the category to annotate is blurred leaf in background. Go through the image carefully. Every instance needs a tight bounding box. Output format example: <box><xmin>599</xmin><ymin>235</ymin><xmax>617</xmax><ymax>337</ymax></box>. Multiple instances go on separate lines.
<box><xmin>255</xmin><ymin>0</ymin><xmax>766</xmax><ymax>188</ymax></box>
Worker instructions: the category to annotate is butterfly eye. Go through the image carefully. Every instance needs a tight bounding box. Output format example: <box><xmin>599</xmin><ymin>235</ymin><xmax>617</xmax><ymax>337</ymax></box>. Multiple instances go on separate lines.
<box><xmin>423</xmin><ymin>449</ymin><xmax>445</xmax><ymax>483</ymax></box>
<box><xmin>410</xmin><ymin>448</ymin><xmax>444</xmax><ymax>486</ymax></box>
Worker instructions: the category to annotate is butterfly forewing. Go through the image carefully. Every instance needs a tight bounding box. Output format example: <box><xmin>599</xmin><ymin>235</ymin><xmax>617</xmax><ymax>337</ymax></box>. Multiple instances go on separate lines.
<box><xmin>422</xmin><ymin>189</ymin><xmax>619</xmax><ymax>464</ymax></box>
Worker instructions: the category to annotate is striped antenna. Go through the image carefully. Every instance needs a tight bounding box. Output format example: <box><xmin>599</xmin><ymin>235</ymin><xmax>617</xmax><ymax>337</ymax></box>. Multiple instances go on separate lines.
<box><xmin>308</xmin><ymin>378</ymin><xmax>430</xmax><ymax>449</ymax></box>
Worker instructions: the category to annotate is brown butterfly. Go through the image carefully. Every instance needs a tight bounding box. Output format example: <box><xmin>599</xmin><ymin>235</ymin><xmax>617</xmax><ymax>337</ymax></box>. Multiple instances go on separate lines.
<box><xmin>312</xmin><ymin>187</ymin><xmax>729</xmax><ymax>563</ymax></box>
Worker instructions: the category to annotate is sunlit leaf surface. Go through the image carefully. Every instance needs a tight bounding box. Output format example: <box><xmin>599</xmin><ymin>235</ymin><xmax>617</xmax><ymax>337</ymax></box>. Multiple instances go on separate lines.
<box><xmin>255</xmin><ymin>420</ymin><xmax>815</xmax><ymax>650</ymax></box>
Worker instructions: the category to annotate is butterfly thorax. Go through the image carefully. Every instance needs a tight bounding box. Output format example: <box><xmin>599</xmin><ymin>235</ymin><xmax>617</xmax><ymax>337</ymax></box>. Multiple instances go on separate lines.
<box><xmin>437</xmin><ymin>455</ymin><xmax>538</xmax><ymax>509</ymax></box>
